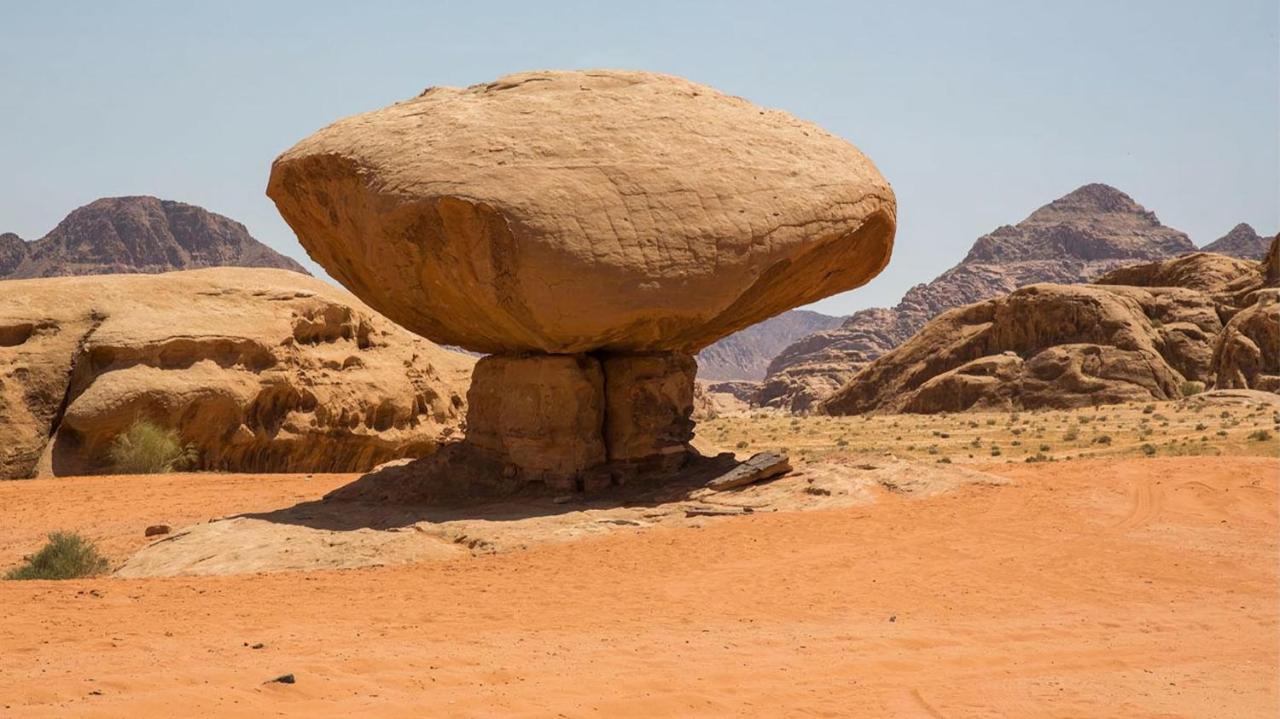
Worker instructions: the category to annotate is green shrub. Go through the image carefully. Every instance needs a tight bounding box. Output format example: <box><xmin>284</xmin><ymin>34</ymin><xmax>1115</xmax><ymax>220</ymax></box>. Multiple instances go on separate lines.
<box><xmin>108</xmin><ymin>420</ymin><xmax>196</xmax><ymax>474</ymax></box>
<box><xmin>1248</xmin><ymin>429</ymin><xmax>1273</xmax><ymax>442</ymax></box>
<box><xmin>1141</xmin><ymin>443</ymin><xmax>1157</xmax><ymax>456</ymax></box>
<box><xmin>1180</xmin><ymin>381</ymin><xmax>1205</xmax><ymax>397</ymax></box>
<box><xmin>5</xmin><ymin>532</ymin><xmax>108</xmax><ymax>580</ymax></box>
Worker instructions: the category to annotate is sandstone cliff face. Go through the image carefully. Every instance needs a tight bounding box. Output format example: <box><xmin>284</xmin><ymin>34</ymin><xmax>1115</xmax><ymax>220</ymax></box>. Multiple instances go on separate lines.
<box><xmin>0</xmin><ymin>268</ymin><xmax>471</xmax><ymax>479</ymax></box>
<box><xmin>820</xmin><ymin>238</ymin><xmax>1278</xmax><ymax>415</ymax></box>
<box><xmin>760</xmin><ymin>184</ymin><xmax>1195</xmax><ymax>411</ymax></box>
<box><xmin>696</xmin><ymin>310</ymin><xmax>842</xmax><ymax>381</ymax></box>
<box><xmin>2</xmin><ymin>196</ymin><xmax>308</xmax><ymax>279</ymax></box>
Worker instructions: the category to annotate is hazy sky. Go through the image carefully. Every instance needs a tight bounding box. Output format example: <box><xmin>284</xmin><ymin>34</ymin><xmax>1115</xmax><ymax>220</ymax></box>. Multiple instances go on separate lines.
<box><xmin>2</xmin><ymin>0</ymin><xmax>1276</xmax><ymax>315</ymax></box>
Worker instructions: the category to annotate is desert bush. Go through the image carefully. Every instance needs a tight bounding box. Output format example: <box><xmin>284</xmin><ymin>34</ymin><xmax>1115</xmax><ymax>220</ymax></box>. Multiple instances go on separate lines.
<box><xmin>1063</xmin><ymin>427</ymin><xmax>1080</xmax><ymax>441</ymax></box>
<box><xmin>1093</xmin><ymin>434</ymin><xmax>1113</xmax><ymax>445</ymax></box>
<box><xmin>108</xmin><ymin>420</ymin><xmax>197</xmax><ymax>474</ymax></box>
<box><xmin>1141</xmin><ymin>443</ymin><xmax>1157</xmax><ymax>456</ymax></box>
<box><xmin>1248</xmin><ymin>429</ymin><xmax>1273</xmax><ymax>442</ymax></box>
<box><xmin>735</xmin><ymin>440</ymin><xmax>750</xmax><ymax>449</ymax></box>
<box><xmin>5</xmin><ymin>532</ymin><xmax>108</xmax><ymax>580</ymax></box>
<box><xmin>1180</xmin><ymin>380</ymin><xmax>1205</xmax><ymax>397</ymax></box>
<box><xmin>1142</xmin><ymin>404</ymin><xmax>1156</xmax><ymax>414</ymax></box>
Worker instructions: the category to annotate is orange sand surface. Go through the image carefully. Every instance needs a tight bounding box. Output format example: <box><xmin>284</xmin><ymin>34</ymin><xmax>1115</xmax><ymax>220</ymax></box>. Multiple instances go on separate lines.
<box><xmin>1</xmin><ymin>456</ymin><xmax>1277</xmax><ymax>717</ymax></box>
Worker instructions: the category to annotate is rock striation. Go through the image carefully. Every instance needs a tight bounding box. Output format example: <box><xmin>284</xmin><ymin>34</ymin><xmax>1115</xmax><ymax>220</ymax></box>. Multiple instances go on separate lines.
<box><xmin>1</xmin><ymin>196</ymin><xmax>308</xmax><ymax>279</ymax></box>
<box><xmin>268</xmin><ymin>70</ymin><xmax>895</xmax><ymax>493</ymax></box>
<box><xmin>820</xmin><ymin>237</ymin><xmax>1279</xmax><ymax>414</ymax></box>
<box><xmin>760</xmin><ymin>184</ymin><xmax>1196</xmax><ymax>411</ymax></box>
<box><xmin>0</xmin><ymin>268</ymin><xmax>471</xmax><ymax>479</ymax></box>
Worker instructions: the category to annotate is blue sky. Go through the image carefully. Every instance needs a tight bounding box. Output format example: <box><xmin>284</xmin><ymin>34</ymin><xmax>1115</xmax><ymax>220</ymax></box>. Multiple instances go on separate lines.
<box><xmin>1</xmin><ymin>0</ymin><xmax>1275</xmax><ymax>315</ymax></box>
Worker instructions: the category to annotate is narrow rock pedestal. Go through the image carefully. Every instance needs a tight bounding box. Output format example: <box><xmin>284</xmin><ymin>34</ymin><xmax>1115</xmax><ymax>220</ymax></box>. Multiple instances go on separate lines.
<box><xmin>464</xmin><ymin>350</ymin><xmax>697</xmax><ymax>489</ymax></box>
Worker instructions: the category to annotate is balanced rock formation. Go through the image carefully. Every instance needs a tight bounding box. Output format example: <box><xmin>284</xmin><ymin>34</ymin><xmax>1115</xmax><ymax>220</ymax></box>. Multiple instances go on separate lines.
<box><xmin>268</xmin><ymin>70</ymin><xmax>895</xmax><ymax>494</ymax></box>
<box><xmin>0</xmin><ymin>268</ymin><xmax>471</xmax><ymax>479</ymax></box>
<box><xmin>820</xmin><ymin>237</ymin><xmax>1279</xmax><ymax>415</ymax></box>
<box><xmin>1</xmin><ymin>196</ymin><xmax>308</xmax><ymax>279</ymax></box>
<box><xmin>760</xmin><ymin>184</ymin><xmax>1196</xmax><ymax>410</ymax></box>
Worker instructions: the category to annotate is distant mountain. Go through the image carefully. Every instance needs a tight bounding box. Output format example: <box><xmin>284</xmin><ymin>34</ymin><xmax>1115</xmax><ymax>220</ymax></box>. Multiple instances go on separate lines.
<box><xmin>1</xmin><ymin>196</ymin><xmax>307</xmax><ymax>279</ymax></box>
<box><xmin>697</xmin><ymin>310</ymin><xmax>843</xmax><ymax>381</ymax></box>
<box><xmin>758</xmin><ymin>184</ymin><xmax>1197</xmax><ymax>410</ymax></box>
<box><xmin>1202</xmin><ymin>223</ymin><xmax>1272</xmax><ymax>260</ymax></box>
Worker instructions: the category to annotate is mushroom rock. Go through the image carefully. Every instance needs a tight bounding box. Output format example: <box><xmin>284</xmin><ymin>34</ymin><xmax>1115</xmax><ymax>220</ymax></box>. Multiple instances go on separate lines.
<box><xmin>268</xmin><ymin>69</ymin><xmax>895</xmax><ymax>491</ymax></box>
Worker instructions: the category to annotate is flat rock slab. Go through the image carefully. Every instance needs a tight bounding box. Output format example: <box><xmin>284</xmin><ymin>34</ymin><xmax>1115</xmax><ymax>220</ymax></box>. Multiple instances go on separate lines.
<box><xmin>116</xmin><ymin>455</ymin><xmax>1008</xmax><ymax>578</ymax></box>
<box><xmin>706</xmin><ymin>452</ymin><xmax>793</xmax><ymax>492</ymax></box>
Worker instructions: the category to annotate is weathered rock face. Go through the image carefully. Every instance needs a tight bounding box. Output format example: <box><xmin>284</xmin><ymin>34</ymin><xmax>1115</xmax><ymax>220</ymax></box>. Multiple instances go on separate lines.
<box><xmin>602</xmin><ymin>352</ymin><xmax>697</xmax><ymax>467</ymax></box>
<box><xmin>761</xmin><ymin>184</ymin><xmax>1195</xmax><ymax>411</ymax></box>
<box><xmin>1095</xmin><ymin>251</ymin><xmax>1261</xmax><ymax>304</ymax></box>
<box><xmin>2</xmin><ymin>197</ymin><xmax>308</xmax><ymax>279</ymax></box>
<box><xmin>1213</xmin><ymin>290</ymin><xmax>1280</xmax><ymax>392</ymax></box>
<box><xmin>0</xmin><ymin>268</ymin><xmax>471</xmax><ymax>479</ymax></box>
<box><xmin>268</xmin><ymin>70</ymin><xmax>895</xmax><ymax>488</ymax></box>
<box><xmin>821</xmin><ymin>283</ymin><xmax>1219</xmax><ymax>414</ymax></box>
<box><xmin>268</xmin><ymin>70</ymin><xmax>894</xmax><ymax>356</ymax></box>
<box><xmin>821</xmin><ymin>239</ymin><xmax>1279</xmax><ymax>415</ymax></box>
<box><xmin>465</xmin><ymin>354</ymin><xmax>606</xmax><ymax>476</ymax></box>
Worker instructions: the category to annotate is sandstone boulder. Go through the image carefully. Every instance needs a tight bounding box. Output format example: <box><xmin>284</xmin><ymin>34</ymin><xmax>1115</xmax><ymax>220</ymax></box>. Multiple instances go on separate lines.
<box><xmin>268</xmin><ymin>70</ymin><xmax>895</xmax><ymax>489</ymax></box>
<box><xmin>1212</xmin><ymin>290</ymin><xmax>1280</xmax><ymax>392</ymax></box>
<box><xmin>760</xmin><ymin>184</ymin><xmax>1195</xmax><ymax>411</ymax></box>
<box><xmin>821</xmin><ymin>283</ymin><xmax>1222</xmax><ymax>414</ymax></box>
<box><xmin>267</xmin><ymin>70</ymin><xmax>894</xmax><ymax>356</ymax></box>
<box><xmin>820</xmin><ymin>238</ymin><xmax>1280</xmax><ymax>414</ymax></box>
<box><xmin>0</xmin><ymin>268</ymin><xmax>471</xmax><ymax>478</ymax></box>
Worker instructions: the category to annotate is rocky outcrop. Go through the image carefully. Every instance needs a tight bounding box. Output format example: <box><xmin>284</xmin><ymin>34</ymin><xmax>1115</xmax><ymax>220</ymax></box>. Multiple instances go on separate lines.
<box><xmin>1203</xmin><ymin>223</ymin><xmax>1272</xmax><ymax>260</ymax></box>
<box><xmin>1</xmin><ymin>197</ymin><xmax>308</xmax><ymax>279</ymax></box>
<box><xmin>1212</xmin><ymin>290</ymin><xmax>1279</xmax><ymax>392</ymax></box>
<box><xmin>1095</xmin><ymin>251</ymin><xmax>1262</xmax><ymax>304</ymax></box>
<box><xmin>0</xmin><ymin>268</ymin><xmax>471</xmax><ymax>479</ymax></box>
<box><xmin>821</xmin><ymin>238</ymin><xmax>1279</xmax><ymax>415</ymax></box>
<box><xmin>268</xmin><ymin>69</ymin><xmax>895</xmax><ymax>491</ymax></box>
<box><xmin>696</xmin><ymin>310</ymin><xmax>843</xmax><ymax>381</ymax></box>
<box><xmin>761</xmin><ymin>184</ymin><xmax>1196</xmax><ymax>410</ymax></box>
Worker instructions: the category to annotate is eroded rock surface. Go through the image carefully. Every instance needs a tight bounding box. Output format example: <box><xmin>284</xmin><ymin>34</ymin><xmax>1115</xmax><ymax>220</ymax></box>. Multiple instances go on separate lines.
<box><xmin>268</xmin><ymin>69</ymin><xmax>895</xmax><ymax>490</ymax></box>
<box><xmin>268</xmin><ymin>70</ymin><xmax>894</xmax><ymax>356</ymax></box>
<box><xmin>821</xmin><ymin>238</ymin><xmax>1279</xmax><ymax>415</ymax></box>
<box><xmin>0</xmin><ymin>268</ymin><xmax>471</xmax><ymax>478</ymax></box>
<box><xmin>761</xmin><ymin>184</ymin><xmax>1196</xmax><ymax>410</ymax></box>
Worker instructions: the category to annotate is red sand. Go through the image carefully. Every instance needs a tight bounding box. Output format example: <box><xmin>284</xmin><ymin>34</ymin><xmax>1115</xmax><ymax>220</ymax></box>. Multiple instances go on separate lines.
<box><xmin>1</xmin><ymin>456</ymin><xmax>1276</xmax><ymax>717</ymax></box>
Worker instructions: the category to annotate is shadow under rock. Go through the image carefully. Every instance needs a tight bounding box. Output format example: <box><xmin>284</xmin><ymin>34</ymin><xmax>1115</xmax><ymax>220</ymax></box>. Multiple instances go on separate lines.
<box><xmin>239</xmin><ymin>442</ymin><xmax>741</xmax><ymax>532</ymax></box>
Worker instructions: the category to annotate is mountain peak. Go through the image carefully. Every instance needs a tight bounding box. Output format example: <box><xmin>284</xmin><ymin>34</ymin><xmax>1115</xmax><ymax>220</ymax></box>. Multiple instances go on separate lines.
<box><xmin>964</xmin><ymin>184</ymin><xmax>1192</xmax><ymax>263</ymax></box>
<box><xmin>1040</xmin><ymin>183</ymin><xmax>1141</xmax><ymax>215</ymax></box>
<box><xmin>1203</xmin><ymin>222</ymin><xmax>1270</xmax><ymax>260</ymax></box>
<box><xmin>3</xmin><ymin>197</ymin><xmax>309</xmax><ymax>279</ymax></box>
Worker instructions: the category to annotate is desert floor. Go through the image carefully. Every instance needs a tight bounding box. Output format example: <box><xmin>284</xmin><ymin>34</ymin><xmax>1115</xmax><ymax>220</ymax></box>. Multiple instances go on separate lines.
<box><xmin>1</xmin><ymin>402</ymin><xmax>1277</xmax><ymax>717</ymax></box>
